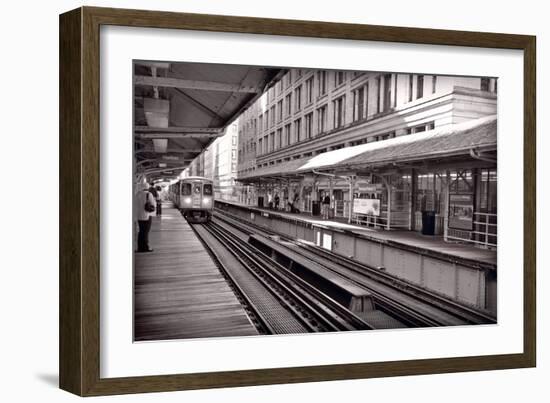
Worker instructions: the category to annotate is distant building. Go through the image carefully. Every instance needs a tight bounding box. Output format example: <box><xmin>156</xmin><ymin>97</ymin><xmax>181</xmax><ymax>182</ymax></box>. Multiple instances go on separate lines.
<box><xmin>183</xmin><ymin>121</ymin><xmax>240</xmax><ymax>202</ymax></box>
<box><xmin>236</xmin><ymin>68</ymin><xmax>497</xmax><ymax>249</ymax></box>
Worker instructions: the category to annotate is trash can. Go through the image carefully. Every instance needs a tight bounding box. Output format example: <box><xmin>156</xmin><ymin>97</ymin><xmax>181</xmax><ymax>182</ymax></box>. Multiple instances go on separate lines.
<box><xmin>258</xmin><ymin>196</ymin><xmax>264</xmax><ymax>208</ymax></box>
<box><xmin>312</xmin><ymin>201</ymin><xmax>321</xmax><ymax>216</ymax></box>
<box><xmin>421</xmin><ymin>211</ymin><xmax>436</xmax><ymax>235</ymax></box>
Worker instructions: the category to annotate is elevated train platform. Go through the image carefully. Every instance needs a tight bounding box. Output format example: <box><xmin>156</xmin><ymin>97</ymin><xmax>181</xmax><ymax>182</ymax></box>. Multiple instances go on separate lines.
<box><xmin>134</xmin><ymin>204</ymin><xmax>258</xmax><ymax>341</ymax></box>
<box><xmin>215</xmin><ymin>199</ymin><xmax>497</xmax><ymax>314</ymax></box>
<box><xmin>215</xmin><ymin>200</ymin><xmax>496</xmax><ymax>267</ymax></box>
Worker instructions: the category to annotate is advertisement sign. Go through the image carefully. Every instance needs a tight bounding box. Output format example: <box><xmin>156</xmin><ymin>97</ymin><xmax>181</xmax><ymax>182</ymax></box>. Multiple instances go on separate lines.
<box><xmin>448</xmin><ymin>194</ymin><xmax>474</xmax><ymax>230</ymax></box>
<box><xmin>353</xmin><ymin>198</ymin><xmax>381</xmax><ymax>216</ymax></box>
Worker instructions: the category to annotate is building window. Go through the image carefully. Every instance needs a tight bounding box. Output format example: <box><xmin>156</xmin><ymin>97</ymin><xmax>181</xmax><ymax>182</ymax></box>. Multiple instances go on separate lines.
<box><xmin>408</xmin><ymin>74</ymin><xmax>414</xmax><ymax>102</ymax></box>
<box><xmin>285</xmin><ymin>71</ymin><xmax>292</xmax><ymax>87</ymax></box>
<box><xmin>416</xmin><ymin>75</ymin><xmax>424</xmax><ymax>99</ymax></box>
<box><xmin>284</xmin><ymin>124</ymin><xmax>291</xmax><ymax>146</ymax></box>
<box><xmin>258</xmin><ymin>138</ymin><xmax>263</xmax><ymax>155</ymax></box>
<box><xmin>285</xmin><ymin>93</ymin><xmax>292</xmax><ymax>117</ymax></box>
<box><xmin>264</xmin><ymin>111</ymin><xmax>269</xmax><ymax>130</ymax></box>
<box><xmin>277</xmin><ymin>100</ymin><xmax>283</xmax><ymax>122</ymax></box>
<box><xmin>480</xmin><ymin>77</ymin><xmax>490</xmax><ymax>91</ymax></box>
<box><xmin>334</xmin><ymin>96</ymin><xmax>345</xmax><ymax>128</ymax></box>
<box><xmin>276</xmin><ymin>128</ymin><xmax>282</xmax><ymax>149</ymax></box>
<box><xmin>305</xmin><ymin>76</ymin><xmax>314</xmax><ymax>104</ymax></box>
<box><xmin>294</xmin><ymin>118</ymin><xmax>301</xmax><ymax>142</ymax></box>
<box><xmin>269</xmin><ymin>132</ymin><xmax>275</xmax><ymax>152</ymax></box>
<box><xmin>232</xmin><ymin>136</ymin><xmax>237</xmax><ymax>146</ymax></box>
<box><xmin>270</xmin><ymin>106</ymin><xmax>276</xmax><ymax>125</ymax></box>
<box><xmin>383</xmin><ymin>74</ymin><xmax>392</xmax><ymax>111</ymax></box>
<box><xmin>353</xmin><ymin>86</ymin><xmax>365</xmax><ymax>121</ymax></box>
<box><xmin>376</xmin><ymin>76</ymin><xmax>381</xmax><ymax>113</ymax></box>
<box><xmin>432</xmin><ymin>76</ymin><xmax>437</xmax><ymax>94</ymax></box>
<box><xmin>316</xmin><ymin>104</ymin><xmax>328</xmax><ymax>135</ymax></box>
<box><xmin>335</xmin><ymin>71</ymin><xmax>345</xmax><ymax>86</ymax></box>
<box><xmin>264</xmin><ymin>135</ymin><xmax>268</xmax><ymax>154</ymax></box>
<box><xmin>294</xmin><ymin>85</ymin><xmax>302</xmax><ymax>111</ymax></box>
<box><xmin>305</xmin><ymin>113</ymin><xmax>313</xmax><ymax>139</ymax></box>
<box><xmin>231</xmin><ymin>149</ymin><xmax>237</xmax><ymax>160</ymax></box>
<box><xmin>318</xmin><ymin>71</ymin><xmax>328</xmax><ymax>96</ymax></box>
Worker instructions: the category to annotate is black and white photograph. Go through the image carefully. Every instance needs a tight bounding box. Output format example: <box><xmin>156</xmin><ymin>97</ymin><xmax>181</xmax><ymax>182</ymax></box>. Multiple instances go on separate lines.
<box><xmin>133</xmin><ymin>61</ymin><xmax>498</xmax><ymax>341</ymax></box>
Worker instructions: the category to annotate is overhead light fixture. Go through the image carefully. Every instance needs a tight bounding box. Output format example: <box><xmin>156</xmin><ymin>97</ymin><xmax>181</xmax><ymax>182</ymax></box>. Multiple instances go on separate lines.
<box><xmin>143</xmin><ymin>98</ymin><xmax>169</xmax><ymax>128</ymax></box>
<box><xmin>153</xmin><ymin>138</ymin><xmax>168</xmax><ymax>153</ymax></box>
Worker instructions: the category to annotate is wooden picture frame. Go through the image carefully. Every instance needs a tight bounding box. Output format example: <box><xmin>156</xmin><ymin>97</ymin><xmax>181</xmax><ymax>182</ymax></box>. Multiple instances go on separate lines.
<box><xmin>59</xmin><ymin>6</ymin><xmax>536</xmax><ymax>396</ymax></box>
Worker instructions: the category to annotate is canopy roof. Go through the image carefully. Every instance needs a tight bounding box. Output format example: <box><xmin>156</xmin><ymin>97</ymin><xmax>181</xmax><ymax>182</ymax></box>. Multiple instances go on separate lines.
<box><xmin>240</xmin><ymin>115</ymin><xmax>497</xmax><ymax>181</ymax></box>
<box><xmin>134</xmin><ymin>61</ymin><xmax>283</xmax><ymax>182</ymax></box>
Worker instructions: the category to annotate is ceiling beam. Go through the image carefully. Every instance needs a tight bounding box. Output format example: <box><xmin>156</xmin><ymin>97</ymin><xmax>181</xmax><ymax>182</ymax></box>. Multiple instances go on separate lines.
<box><xmin>136</xmin><ymin>133</ymin><xmax>220</xmax><ymax>140</ymax></box>
<box><xmin>134</xmin><ymin>61</ymin><xmax>170</xmax><ymax>69</ymax></box>
<box><xmin>135</xmin><ymin>148</ymin><xmax>203</xmax><ymax>154</ymax></box>
<box><xmin>143</xmin><ymin>166</ymin><xmax>189</xmax><ymax>174</ymax></box>
<box><xmin>137</xmin><ymin>158</ymin><xmax>193</xmax><ymax>167</ymax></box>
<box><xmin>172</xmin><ymin>88</ymin><xmax>224</xmax><ymax>122</ymax></box>
<box><xmin>134</xmin><ymin>126</ymin><xmax>222</xmax><ymax>134</ymax></box>
<box><xmin>135</xmin><ymin>75</ymin><xmax>260</xmax><ymax>93</ymax></box>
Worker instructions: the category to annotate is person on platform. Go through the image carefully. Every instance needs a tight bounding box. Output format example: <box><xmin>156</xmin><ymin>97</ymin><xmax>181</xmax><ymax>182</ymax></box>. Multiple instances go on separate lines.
<box><xmin>148</xmin><ymin>185</ymin><xmax>159</xmax><ymax>216</ymax></box>
<box><xmin>136</xmin><ymin>182</ymin><xmax>156</xmax><ymax>253</ymax></box>
<box><xmin>155</xmin><ymin>185</ymin><xmax>162</xmax><ymax>216</ymax></box>
<box><xmin>322</xmin><ymin>191</ymin><xmax>331</xmax><ymax>219</ymax></box>
<box><xmin>274</xmin><ymin>193</ymin><xmax>280</xmax><ymax>210</ymax></box>
<box><xmin>267</xmin><ymin>192</ymin><xmax>273</xmax><ymax>209</ymax></box>
<box><xmin>289</xmin><ymin>192</ymin><xmax>300</xmax><ymax>213</ymax></box>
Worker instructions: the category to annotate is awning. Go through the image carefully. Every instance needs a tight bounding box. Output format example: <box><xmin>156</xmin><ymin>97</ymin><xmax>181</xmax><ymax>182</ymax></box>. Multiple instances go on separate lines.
<box><xmin>239</xmin><ymin>115</ymin><xmax>496</xmax><ymax>181</ymax></box>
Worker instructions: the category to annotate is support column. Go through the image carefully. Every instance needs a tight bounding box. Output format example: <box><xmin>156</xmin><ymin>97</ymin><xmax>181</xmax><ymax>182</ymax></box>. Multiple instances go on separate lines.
<box><xmin>410</xmin><ymin>168</ymin><xmax>416</xmax><ymax>231</ymax></box>
<box><xmin>329</xmin><ymin>177</ymin><xmax>334</xmax><ymax>215</ymax></box>
<box><xmin>443</xmin><ymin>170</ymin><xmax>450</xmax><ymax>241</ymax></box>
<box><xmin>386</xmin><ymin>179</ymin><xmax>392</xmax><ymax>230</ymax></box>
<box><xmin>348</xmin><ymin>176</ymin><xmax>355</xmax><ymax>224</ymax></box>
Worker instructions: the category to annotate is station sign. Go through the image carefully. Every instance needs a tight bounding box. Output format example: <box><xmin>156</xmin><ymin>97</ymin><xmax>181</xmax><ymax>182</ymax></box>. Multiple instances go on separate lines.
<box><xmin>353</xmin><ymin>198</ymin><xmax>381</xmax><ymax>216</ymax></box>
<box><xmin>448</xmin><ymin>193</ymin><xmax>474</xmax><ymax>230</ymax></box>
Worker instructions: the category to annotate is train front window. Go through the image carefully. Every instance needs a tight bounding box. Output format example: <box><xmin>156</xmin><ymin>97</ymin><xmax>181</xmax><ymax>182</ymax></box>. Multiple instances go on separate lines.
<box><xmin>203</xmin><ymin>184</ymin><xmax>213</xmax><ymax>196</ymax></box>
<box><xmin>181</xmin><ymin>183</ymin><xmax>192</xmax><ymax>195</ymax></box>
<box><xmin>193</xmin><ymin>184</ymin><xmax>201</xmax><ymax>194</ymax></box>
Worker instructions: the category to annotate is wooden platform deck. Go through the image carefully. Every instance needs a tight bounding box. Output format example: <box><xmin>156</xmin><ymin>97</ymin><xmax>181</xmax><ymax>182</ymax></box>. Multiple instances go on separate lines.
<box><xmin>134</xmin><ymin>204</ymin><xmax>258</xmax><ymax>341</ymax></box>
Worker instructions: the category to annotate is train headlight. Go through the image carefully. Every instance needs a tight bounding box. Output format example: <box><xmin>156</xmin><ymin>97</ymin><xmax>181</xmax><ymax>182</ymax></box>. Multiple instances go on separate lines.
<box><xmin>203</xmin><ymin>198</ymin><xmax>210</xmax><ymax>204</ymax></box>
<box><xmin>184</xmin><ymin>197</ymin><xmax>191</xmax><ymax>204</ymax></box>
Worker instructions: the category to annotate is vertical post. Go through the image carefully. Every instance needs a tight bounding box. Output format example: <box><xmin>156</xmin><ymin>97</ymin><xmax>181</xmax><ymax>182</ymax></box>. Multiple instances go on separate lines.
<box><xmin>409</xmin><ymin>168</ymin><xmax>415</xmax><ymax>231</ymax></box>
<box><xmin>329</xmin><ymin>177</ymin><xmax>334</xmax><ymax>217</ymax></box>
<box><xmin>386</xmin><ymin>177</ymin><xmax>391</xmax><ymax>230</ymax></box>
<box><xmin>443</xmin><ymin>170</ymin><xmax>450</xmax><ymax>242</ymax></box>
<box><xmin>348</xmin><ymin>176</ymin><xmax>355</xmax><ymax>224</ymax></box>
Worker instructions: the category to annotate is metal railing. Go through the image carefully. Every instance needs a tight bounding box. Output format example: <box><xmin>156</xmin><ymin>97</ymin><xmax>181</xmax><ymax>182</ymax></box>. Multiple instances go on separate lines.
<box><xmin>446</xmin><ymin>212</ymin><xmax>497</xmax><ymax>248</ymax></box>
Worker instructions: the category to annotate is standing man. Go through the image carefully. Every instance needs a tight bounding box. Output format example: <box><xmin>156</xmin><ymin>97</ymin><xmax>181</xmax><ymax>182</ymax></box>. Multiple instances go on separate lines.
<box><xmin>155</xmin><ymin>185</ymin><xmax>162</xmax><ymax>216</ymax></box>
<box><xmin>322</xmin><ymin>191</ymin><xmax>331</xmax><ymax>219</ymax></box>
<box><xmin>136</xmin><ymin>182</ymin><xmax>156</xmax><ymax>253</ymax></box>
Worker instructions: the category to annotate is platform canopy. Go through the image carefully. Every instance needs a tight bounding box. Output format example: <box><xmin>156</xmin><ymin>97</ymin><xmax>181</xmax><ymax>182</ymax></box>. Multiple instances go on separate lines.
<box><xmin>134</xmin><ymin>61</ymin><xmax>283</xmax><ymax>182</ymax></box>
<box><xmin>239</xmin><ymin>114</ymin><xmax>497</xmax><ymax>182</ymax></box>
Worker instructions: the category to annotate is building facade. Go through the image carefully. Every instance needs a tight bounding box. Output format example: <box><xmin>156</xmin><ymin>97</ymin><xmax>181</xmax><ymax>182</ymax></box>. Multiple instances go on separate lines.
<box><xmin>183</xmin><ymin>121</ymin><xmax>240</xmax><ymax>202</ymax></box>
<box><xmin>236</xmin><ymin>68</ymin><xmax>498</xmax><ymax>249</ymax></box>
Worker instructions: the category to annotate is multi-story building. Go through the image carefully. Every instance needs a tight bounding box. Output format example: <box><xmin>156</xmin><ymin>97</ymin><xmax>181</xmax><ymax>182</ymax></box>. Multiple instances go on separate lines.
<box><xmin>183</xmin><ymin>121</ymin><xmax>240</xmax><ymax>202</ymax></box>
<box><xmin>236</xmin><ymin>68</ymin><xmax>498</xmax><ymax>249</ymax></box>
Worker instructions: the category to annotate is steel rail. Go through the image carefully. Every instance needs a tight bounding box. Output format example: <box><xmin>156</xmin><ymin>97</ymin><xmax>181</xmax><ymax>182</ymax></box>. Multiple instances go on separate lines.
<box><xmin>205</xmin><ymin>221</ymin><xmax>374</xmax><ymax>332</ymax></box>
<box><xmin>213</xmin><ymin>208</ymin><xmax>496</xmax><ymax>326</ymax></box>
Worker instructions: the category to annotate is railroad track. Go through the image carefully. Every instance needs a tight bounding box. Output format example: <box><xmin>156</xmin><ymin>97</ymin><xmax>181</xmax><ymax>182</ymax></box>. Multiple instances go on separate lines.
<box><xmin>191</xmin><ymin>220</ymin><xmax>375</xmax><ymax>335</ymax></box>
<box><xmin>213</xmin><ymin>208</ymin><xmax>496</xmax><ymax>327</ymax></box>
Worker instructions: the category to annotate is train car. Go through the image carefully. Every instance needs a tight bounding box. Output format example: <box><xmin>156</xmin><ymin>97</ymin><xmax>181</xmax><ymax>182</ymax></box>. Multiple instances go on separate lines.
<box><xmin>171</xmin><ymin>176</ymin><xmax>214</xmax><ymax>223</ymax></box>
